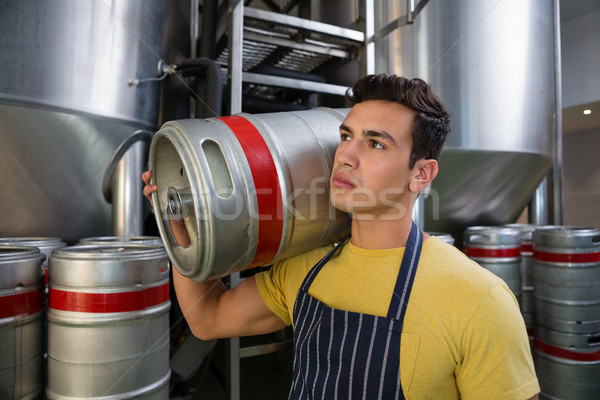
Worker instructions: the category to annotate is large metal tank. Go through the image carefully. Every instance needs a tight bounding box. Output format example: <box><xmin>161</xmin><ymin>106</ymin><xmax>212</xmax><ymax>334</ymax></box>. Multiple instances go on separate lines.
<box><xmin>0</xmin><ymin>0</ymin><xmax>171</xmax><ymax>242</ymax></box>
<box><xmin>372</xmin><ymin>0</ymin><xmax>557</xmax><ymax>237</ymax></box>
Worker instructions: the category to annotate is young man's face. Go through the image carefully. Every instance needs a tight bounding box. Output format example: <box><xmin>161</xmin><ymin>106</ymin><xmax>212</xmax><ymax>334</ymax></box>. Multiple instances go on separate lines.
<box><xmin>330</xmin><ymin>99</ymin><xmax>417</xmax><ymax>220</ymax></box>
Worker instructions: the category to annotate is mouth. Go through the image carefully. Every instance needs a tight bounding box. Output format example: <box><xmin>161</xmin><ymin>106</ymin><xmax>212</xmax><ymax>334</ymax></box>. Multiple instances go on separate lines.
<box><xmin>331</xmin><ymin>172</ymin><xmax>356</xmax><ymax>189</ymax></box>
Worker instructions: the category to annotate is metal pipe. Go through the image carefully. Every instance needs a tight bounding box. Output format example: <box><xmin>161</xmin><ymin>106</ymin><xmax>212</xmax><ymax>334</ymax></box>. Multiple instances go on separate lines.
<box><xmin>529</xmin><ymin>178</ymin><xmax>549</xmax><ymax>225</ymax></box>
<box><xmin>228</xmin><ymin>0</ymin><xmax>243</xmax><ymax>115</ymax></box>
<box><xmin>552</xmin><ymin>0</ymin><xmax>564</xmax><ymax>225</ymax></box>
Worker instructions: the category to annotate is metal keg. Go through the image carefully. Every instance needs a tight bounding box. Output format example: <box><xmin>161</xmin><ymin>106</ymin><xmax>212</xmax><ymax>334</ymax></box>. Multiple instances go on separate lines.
<box><xmin>534</xmin><ymin>326</ymin><xmax>600</xmax><ymax>399</ymax></box>
<box><xmin>46</xmin><ymin>244</ymin><xmax>171</xmax><ymax>399</ymax></box>
<box><xmin>463</xmin><ymin>226</ymin><xmax>522</xmax><ymax>304</ymax></box>
<box><xmin>148</xmin><ymin>109</ymin><xmax>351</xmax><ymax>282</ymax></box>
<box><xmin>0</xmin><ymin>237</ymin><xmax>66</xmax><ymax>289</ymax></box>
<box><xmin>532</xmin><ymin>227</ymin><xmax>600</xmax><ymax>335</ymax></box>
<box><xmin>427</xmin><ymin>232</ymin><xmax>455</xmax><ymax>246</ymax></box>
<box><xmin>505</xmin><ymin>224</ymin><xmax>538</xmax><ymax>337</ymax></box>
<box><xmin>0</xmin><ymin>245</ymin><xmax>45</xmax><ymax>400</ymax></box>
<box><xmin>79</xmin><ymin>236</ymin><xmax>164</xmax><ymax>247</ymax></box>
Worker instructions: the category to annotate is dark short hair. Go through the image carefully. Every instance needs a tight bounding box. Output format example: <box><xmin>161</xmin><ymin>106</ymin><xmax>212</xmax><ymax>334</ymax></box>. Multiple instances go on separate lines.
<box><xmin>345</xmin><ymin>74</ymin><xmax>451</xmax><ymax>169</ymax></box>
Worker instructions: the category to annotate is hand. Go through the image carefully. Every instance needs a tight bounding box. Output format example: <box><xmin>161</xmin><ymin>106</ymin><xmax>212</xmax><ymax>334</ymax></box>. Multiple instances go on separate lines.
<box><xmin>142</xmin><ymin>170</ymin><xmax>158</xmax><ymax>206</ymax></box>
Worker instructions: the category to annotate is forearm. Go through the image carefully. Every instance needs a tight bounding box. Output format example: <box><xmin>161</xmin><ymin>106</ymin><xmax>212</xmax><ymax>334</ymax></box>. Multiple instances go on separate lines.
<box><xmin>172</xmin><ymin>267</ymin><xmax>287</xmax><ymax>340</ymax></box>
<box><xmin>172</xmin><ymin>267</ymin><xmax>226</xmax><ymax>340</ymax></box>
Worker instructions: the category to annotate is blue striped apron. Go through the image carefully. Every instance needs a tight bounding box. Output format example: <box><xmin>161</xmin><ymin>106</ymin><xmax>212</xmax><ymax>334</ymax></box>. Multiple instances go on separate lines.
<box><xmin>289</xmin><ymin>222</ymin><xmax>423</xmax><ymax>400</ymax></box>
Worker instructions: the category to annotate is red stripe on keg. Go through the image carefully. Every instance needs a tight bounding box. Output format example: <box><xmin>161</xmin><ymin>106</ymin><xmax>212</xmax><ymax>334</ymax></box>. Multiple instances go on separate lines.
<box><xmin>521</xmin><ymin>244</ymin><xmax>533</xmax><ymax>254</ymax></box>
<box><xmin>534</xmin><ymin>338</ymin><xmax>600</xmax><ymax>362</ymax></box>
<box><xmin>48</xmin><ymin>283</ymin><xmax>169</xmax><ymax>313</ymax></box>
<box><xmin>463</xmin><ymin>247</ymin><xmax>521</xmax><ymax>258</ymax></box>
<box><xmin>533</xmin><ymin>250</ymin><xmax>600</xmax><ymax>263</ymax></box>
<box><xmin>0</xmin><ymin>289</ymin><xmax>44</xmax><ymax>318</ymax></box>
<box><xmin>218</xmin><ymin>115</ymin><xmax>284</xmax><ymax>267</ymax></box>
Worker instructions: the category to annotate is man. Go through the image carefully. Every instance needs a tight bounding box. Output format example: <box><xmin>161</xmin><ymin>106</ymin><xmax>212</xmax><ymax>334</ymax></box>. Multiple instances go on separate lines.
<box><xmin>143</xmin><ymin>74</ymin><xmax>539</xmax><ymax>399</ymax></box>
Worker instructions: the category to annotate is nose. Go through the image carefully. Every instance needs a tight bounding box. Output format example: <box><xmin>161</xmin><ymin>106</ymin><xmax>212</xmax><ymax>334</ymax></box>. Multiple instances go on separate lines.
<box><xmin>334</xmin><ymin>139</ymin><xmax>359</xmax><ymax>169</ymax></box>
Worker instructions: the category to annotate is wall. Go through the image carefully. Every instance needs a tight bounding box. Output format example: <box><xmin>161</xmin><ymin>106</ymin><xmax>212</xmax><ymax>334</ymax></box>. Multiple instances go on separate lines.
<box><xmin>563</xmin><ymin>129</ymin><xmax>600</xmax><ymax>229</ymax></box>
<box><xmin>560</xmin><ymin>6</ymin><xmax>600</xmax><ymax>229</ymax></box>
<box><xmin>561</xmin><ymin>7</ymin><xmax>600</xmax><ymax>108</ymax></box>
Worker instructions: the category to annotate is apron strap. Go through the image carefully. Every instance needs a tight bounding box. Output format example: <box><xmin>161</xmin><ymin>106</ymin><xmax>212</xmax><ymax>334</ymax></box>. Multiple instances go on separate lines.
<box><xmin>299</xmin><ymin>236</ymin><xmax>350</xmax><ymax>292</ymax></box>
<box><xmin>387</xmin><ymin>222</ymin><xmax>423</xmax><ymax>320</ymax></box>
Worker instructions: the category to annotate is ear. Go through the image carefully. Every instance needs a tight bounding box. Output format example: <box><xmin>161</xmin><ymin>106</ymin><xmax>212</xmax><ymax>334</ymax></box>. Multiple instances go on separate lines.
<box><xmin>408</xmin><ymin>159</ymin><xmax>438</xmax><ymax>193</ymax></box>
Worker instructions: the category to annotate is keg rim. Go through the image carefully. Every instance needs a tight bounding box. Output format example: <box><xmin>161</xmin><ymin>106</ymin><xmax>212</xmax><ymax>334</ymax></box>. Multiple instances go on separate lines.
<box><xmin>0</xmin><ymin>244</ymin><xmax>44</xmax><ymax>258</ymax></box>
<box><xmin>52</xmin><ymin>244</ymin><xmax>166</xmax><ymax>259</ymax></box>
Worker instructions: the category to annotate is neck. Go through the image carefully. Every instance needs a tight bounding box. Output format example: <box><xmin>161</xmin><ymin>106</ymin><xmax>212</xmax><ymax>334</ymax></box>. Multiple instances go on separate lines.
<box><xmin>350</xmin><ymin>214</ymin><xmax>427</xmax><ymax>249</ymax></box>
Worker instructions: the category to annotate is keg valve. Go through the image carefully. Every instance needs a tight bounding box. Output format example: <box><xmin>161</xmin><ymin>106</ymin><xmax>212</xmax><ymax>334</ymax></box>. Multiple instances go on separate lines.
<box><xmin>166</xmin><ymin>187</ymin><xmax>192</xmax><ymax>248</ymax></box>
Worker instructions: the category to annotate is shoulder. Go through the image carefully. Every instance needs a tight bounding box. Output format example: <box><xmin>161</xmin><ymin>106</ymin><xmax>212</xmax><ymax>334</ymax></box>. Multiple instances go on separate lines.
<box><xmin>412</xmin><ymin>237</ymin><xmax>520</xmax><ymax>324</ymax></box>
<box><xmin>419</xmin><ymin>236</ymin><xmax>507</xmax><ymax>293</ymax></box>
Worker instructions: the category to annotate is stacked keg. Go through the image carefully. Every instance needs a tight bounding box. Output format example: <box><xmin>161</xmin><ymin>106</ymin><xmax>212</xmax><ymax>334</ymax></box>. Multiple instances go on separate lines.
<box><xmin>427</xmin><ymin>232</ymin><xmax>455</xmax><ymax>246</ymax></box>
<box><xmin>0</xmin><ymin>245</ymin><xmax>46</xmax><ymax>399</ymax></box>
<box><xmin>463</xmin><ymin>226</ymin><xmax>523</xmax><ymax>305</ymax></box>
<box><xmin>505</xmin><ymin>224</ymin><xmax>537</xmax><ymax>342</ymax></box>
<box><xmin>532</xmin><ymin>227</ymin><xmax>600</xmax><ymax>399</ymax></box>
<box><xmin>46</xmin><ymin>243</ymin><xmax>171</xmax><ymax>399</ymax></box>
<box><xmin>0</xmin><ymin>237</ymin><xmax>66</xmax><ymax>295</ymax></box>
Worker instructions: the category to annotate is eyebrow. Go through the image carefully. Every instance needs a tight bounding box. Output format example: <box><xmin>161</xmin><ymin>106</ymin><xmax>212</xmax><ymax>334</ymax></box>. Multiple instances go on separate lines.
<box><xmin>339</xmin><ymin>123</ymin><xmax>396</xmax><ymax>144</ymax></box>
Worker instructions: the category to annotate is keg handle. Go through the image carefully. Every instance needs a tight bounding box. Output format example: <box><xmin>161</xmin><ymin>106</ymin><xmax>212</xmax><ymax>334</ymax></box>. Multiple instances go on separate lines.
<box><xmin>166</xmin><ymin>187</ymin><xmax>192</xmax><ymax>248</ymax></box>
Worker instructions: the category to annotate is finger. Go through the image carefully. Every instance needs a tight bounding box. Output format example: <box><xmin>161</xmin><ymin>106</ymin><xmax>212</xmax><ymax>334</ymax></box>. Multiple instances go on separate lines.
<box><xmin>142</xmin><ymin>170</ymin><xmax>153</xmax><ymax>184</ymax></box>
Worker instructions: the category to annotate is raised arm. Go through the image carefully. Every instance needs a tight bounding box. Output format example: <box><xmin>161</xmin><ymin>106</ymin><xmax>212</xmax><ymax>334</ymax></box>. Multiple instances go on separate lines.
<box><xmin>142</xmin><ymin>170</ymin><xmax>287</xmax><ymax>340</ymax></box>
<box><xmin>172</xmin><ymin>270</ymin><xmax>286</xmax><ymax>340</ymax></box>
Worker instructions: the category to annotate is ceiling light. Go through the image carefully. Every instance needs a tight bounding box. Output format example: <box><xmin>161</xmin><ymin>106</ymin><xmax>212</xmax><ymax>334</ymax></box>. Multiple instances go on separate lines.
<box><xmin>583</xmin><ymin>109</ymin><xmax>592</xmax><ymax>115</ymax></box>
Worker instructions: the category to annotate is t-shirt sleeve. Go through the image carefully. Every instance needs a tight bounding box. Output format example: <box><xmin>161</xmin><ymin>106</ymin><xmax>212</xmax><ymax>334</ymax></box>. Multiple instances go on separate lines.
<box><xmin>255</xmin><ymin>260</ymin><xmax>295</xmax><ymax>326</ymax></box>
<box><xmin>456</xmin><ymin>282</ymin><xmax>540</xmax><ymax>399</ymax></box>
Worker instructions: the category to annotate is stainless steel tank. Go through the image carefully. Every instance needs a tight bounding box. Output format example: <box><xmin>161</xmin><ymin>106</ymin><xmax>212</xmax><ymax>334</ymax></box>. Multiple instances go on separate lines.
<box><xmin>0</xmin><ymin>0</ymin><xmax>169</xmax><ymax>242</ymax></box>
<box><xmin>0</xmin><ymin>245</ymin><xmax>45</xmax><ymax>400</ymax></box>
<box><xmin>46</xmin><ymin>244</ymin><xmax>171</xmax><ymax>399</ymax></box>
<box><xmin>149</xmin><ymin>109</ymin><xmax>351</xmax><ymax>282</ymax></box>
<box><xmin>372</xmin><ymin>0</ymin><xmax>557</xmax><ymax>236</ymax></box>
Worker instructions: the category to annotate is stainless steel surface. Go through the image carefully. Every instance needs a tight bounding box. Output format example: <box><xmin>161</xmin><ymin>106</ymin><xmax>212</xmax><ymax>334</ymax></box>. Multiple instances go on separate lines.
<box><xmin>534</xmin><ymin>325</ymin><xmax>600</xmax><ymax>399</ymax></box>
<box><xmin>229</xmin><ymin>0</ymin><xmax>244</xmax><ymax>115</ymax></box>
<box><xmin>110</xmin><ymin>139</ymin><xmax>148</xmax><ymax>236</ymax></box>
<box><xmin>0</xmin><ymin>0</ymin><xmax>169</xmax><ymax>243</ymax></box>
<box><xmin>149</xmin><ymin>108</ymin><xmax>351</xmax><ymax>282</ymax></box>
<box><xmin>46</xmin><ymin>244</ymin><xmax>171</xmax><ymax>399</ymax></box>
<box><xmin>371</xmin><ymin>0</ymin><xmax>558</xmax><ymax>235</ymax></box>
<box><xmin>244</xmin><ymin>7</ymin><xmax>364</xmax><ymax>43</ymax></box>
<box><xmin>427</xmin><ymin>232</ymin><xmax>455</xmax><ymax>245</ymax></box>
<box><xmin>242</xmin><ymin>73</ymin><xmax>349</xmax><ymax>95</ymax></box>
<box><xmin>534</xmin><ymin>346</ymin><xmax>600</xmax><ymax>400</ymax></box>
<box><xmin>0</xmin><ymin>237</ymin><xmax>66</xmax><ymax>269</ymax></box>
<box><xmin>532</xmin><ymin>227</ymin><xmax>600</xmax><ymax>335</ymax></box>
<box><xmin>78</xmin><ymin>236</ymin><xmax>164</xmax><ymax>246</ymax></box>
<box><xmin>463</xmin><ymin>226</ymin><xmax>523</xmax><ymax>302</ymax></box>
<box><xmin>551</xmin><ymin>0</ymin><xmax>564</xmax><ymax>225</ymax></box>
<box><xmin>0</xmin><ymin>245</ymin><xmax>45</xmax><ymax>400</ymax></box>
<box><xmin>530</xmin><ymin>179</ymin><xmax>549</xmax><ymax>225</ymax></box>
<box><xmin>0</xmin><ymin>0</ymin><xmax>165</xmax><ymax>125</ymax></box>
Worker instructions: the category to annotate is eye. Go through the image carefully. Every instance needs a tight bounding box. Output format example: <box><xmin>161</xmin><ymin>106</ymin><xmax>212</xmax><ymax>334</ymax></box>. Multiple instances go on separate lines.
<box><xmin>369</xmin><ymin>140</ymin><xmax>384</xmax><ymax>149</ymax></box>
<box><xmin>340</xmin><ymin>133</ymin><xmax>351</xmax><ymax>141</ymax></box>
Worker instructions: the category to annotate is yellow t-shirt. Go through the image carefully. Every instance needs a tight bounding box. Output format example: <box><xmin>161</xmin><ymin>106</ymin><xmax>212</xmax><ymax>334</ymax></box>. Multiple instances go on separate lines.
<box><xmin>255</xmin><ymin>236</ymin><xmax>540</xmax><ymax>399</ymax></box>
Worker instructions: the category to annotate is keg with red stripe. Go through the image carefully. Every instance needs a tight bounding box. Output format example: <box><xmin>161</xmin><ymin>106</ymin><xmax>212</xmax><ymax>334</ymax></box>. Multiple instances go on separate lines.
<box><xmin>532</xmin><ymin>227</ymin><xmax>600</xmax><ymax>334</ymax></box>
<box><xmin>148</xmin><ymin>109</ymin><xmax>351</xmax><ymax>282</ymax></box>
<box><xmin>0</xmin><ymin>245</ymin><xmax>45</xmax><ymax>399</ymax></box>
<box><xmin>533</xmin><ymin>326</ymin><xmax>600</xmax><ymax>399</ymax></box>
<box><xmin>463</xmin><ymin>226</ymin><xmax>522</xmax><ymax>304</ymax></box>
<box><xmin>0</xmin><ymin>237</ymin><xmax>66</xmax><ymax>293</ymax></box>
<box><xmin>46</xmin><ymin>244</ymin><xmax>171</xmax><ymax>399</ymax></box>
<box><xmin>532</xmin><ymin>227</ymin><xmax>600</xmax><ymax>399</ymax></box>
